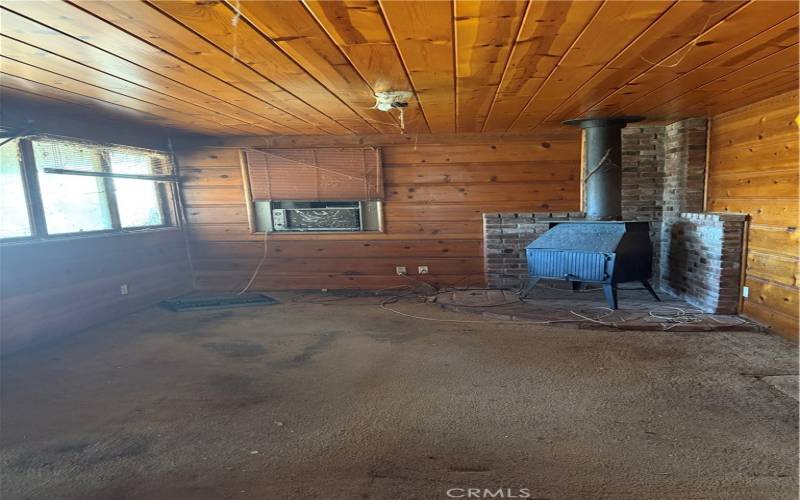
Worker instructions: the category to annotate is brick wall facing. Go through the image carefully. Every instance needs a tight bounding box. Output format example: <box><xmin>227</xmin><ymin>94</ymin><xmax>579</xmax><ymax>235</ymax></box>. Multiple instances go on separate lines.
<box><xmin>621</xmin><ymin>125</ymin><xmax>665</xmax><ymax>221</ymax></box>
<box><xmin>661</xmin><ymin>213</ymin><xmax>746</xmax><ymax>314</ymax></box>
<box><xmin>659</xmin><ymin>118</ymin><xmax>709</xmax><ymax>285</ymax></box>
<box><xmin>483</xmin><ymin>211</ymin><xmax>585</xmax><ymax>289</ymax></box>
<box><xmin>622</xmin><ymin>125</ymin><xmax>665</xmax><ymax>281</ymax></box>
<box><xmin>662</xmin><ymin>118</ymin><xmax>708</xmax><ymax>219</ymax></box>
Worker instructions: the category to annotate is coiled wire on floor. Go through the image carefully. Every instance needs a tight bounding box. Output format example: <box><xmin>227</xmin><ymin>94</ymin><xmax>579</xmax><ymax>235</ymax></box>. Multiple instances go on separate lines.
<box><xmin>289</xmin><ymin>273</ymin><xmax>623</xmax><ymax>327</ymax></box>
<box><xmin>289</xmin><ymin>272</ymin><xmax>749</xmax><ymax>332</ymax></box>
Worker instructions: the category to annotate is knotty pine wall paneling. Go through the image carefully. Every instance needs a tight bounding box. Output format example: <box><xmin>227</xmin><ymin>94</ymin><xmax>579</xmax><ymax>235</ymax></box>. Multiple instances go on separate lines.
<box><xmin>1</xmin><ymin>231</ymin><xmax>193</xmax><ymax>353</ymax></box>
<box><xmin>707</xmin><ymin>90</ymin><xmax>800</xmax><ymax>340</ymax></box>
<box><xmin>176</xmin><ymin>134</ymin><xmax>581</xmax><ymax>291</ymax></box>
<box><xmin>0</xmin><ymin>100</ymin><xmax>193</xmax><ymax>354</ymax></box>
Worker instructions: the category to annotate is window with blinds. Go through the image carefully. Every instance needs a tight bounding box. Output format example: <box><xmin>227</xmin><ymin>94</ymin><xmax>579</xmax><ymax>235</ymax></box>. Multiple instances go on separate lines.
<box><xmin>0</xmin><ymin>136</ymin><xmax>175</xmax><ymax>240</ymax></box>
<box><xmin>244</xmin><ymin>148</ymin><xmax>382</xmax><ymax>201</ymax></box>
<box><xmin>32</xmin><ymin>140</ymin><xmax>114</xmax><ymax>234</ymax></box>
<box><xmin>31</xmin><ymin>139</ymin><xmax>174</xmax><ymax>177</ymax></box>
<box><xmin>31</xmin><ymin>139</ymin><xmax>172</xmax><ymax>233</ymax></box>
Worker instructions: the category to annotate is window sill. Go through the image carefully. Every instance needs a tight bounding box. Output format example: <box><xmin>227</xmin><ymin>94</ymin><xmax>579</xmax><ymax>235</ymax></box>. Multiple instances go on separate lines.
<box><xmin>249</xmin><ymin>230</ymin><xmax>389</xmax><ymax>241</ymax></box>
<box><xmin>260</xmin><ymin>230</ymin><xmax>383</xmax><ymax>235</ymax></box>
<box><xmin>0</xmin><ymin>226</ymin><xmax>181</xmax><ymax>246</ymax></box>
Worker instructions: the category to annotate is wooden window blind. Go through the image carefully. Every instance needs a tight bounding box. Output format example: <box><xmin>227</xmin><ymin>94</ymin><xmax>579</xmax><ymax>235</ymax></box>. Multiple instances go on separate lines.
<box><xmin>31</xmin><ymin>138</ymin><xmax>175</xmax><ymax>177</ymax></box>
<box><xmin>244</xmin><ymin>148</ymin><xmax>382</xmax><ymax>201</ymax></box>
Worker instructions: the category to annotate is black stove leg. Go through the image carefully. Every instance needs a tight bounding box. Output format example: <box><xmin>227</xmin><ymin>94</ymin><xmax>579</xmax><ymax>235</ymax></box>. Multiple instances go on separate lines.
<box><xmin>641</xmin><ymin>280</ymin><xmax>661</xmax><ymax>302</ymax></box>
<box><xmin>603</xmin><ymin>284</ymin><xmax>618</xmax><ymax>310</ymax></box>
<box><xmin>521</xmin><ymin>277</ymin><xmax>540</xmax><ymax>298</ymax></box>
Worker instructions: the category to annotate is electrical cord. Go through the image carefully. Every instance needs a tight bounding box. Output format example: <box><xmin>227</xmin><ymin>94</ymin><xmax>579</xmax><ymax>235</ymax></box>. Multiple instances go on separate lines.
<box><xmin>378</xmin><ymin>296</ymin><xmax>594</xmax><ymax>326</ymax></box>
<box><xmin>300</xmin><ymin>275</ymin><xmax>625</xmax><ymax>327</ymax></box>
<box><xmin>282</xmin><ymin>274</ymin><xmax>748</xmax><ymax>332</ymax></box>
<box><xmin>237</xmin><ymin>227</ymin><xmax>268</xmax><ymax>296</ymax></box>
<box><xmin>569</xmin><ymin>307</ymin><xmax>626</xmax><ymax>328</ymax></box>
<box><xmin>647</xmin><ymin>306</ymin><xmax>747</xmax><ymax>331</ymax></box>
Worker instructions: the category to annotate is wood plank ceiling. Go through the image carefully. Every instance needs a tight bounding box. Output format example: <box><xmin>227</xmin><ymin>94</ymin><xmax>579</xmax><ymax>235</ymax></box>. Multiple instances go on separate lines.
<box><xmin>1</xmin><ymin>0</ymin><xmax>797</xmax><ymax>136</ymax></box>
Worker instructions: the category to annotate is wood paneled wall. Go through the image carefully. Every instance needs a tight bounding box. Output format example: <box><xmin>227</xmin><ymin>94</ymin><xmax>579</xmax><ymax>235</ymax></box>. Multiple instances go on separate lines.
<box><xmin>707</xmin><ymin>90</ymin><xmax>799</xmax><ymax>340</ymax></box>
<box><xmin>0</xmin><ymin>97</ymin><xmax>193</xmax><ymax>354</ymax></box>
<box><xmin>176</xmin><ymin>133</ymin><xmax>581</xmax><ymax>291</ymax></box>
<box><xmin>1</xmin><ymin>231</ymin><xmax>193</xmax><ymax>353</ymax></box>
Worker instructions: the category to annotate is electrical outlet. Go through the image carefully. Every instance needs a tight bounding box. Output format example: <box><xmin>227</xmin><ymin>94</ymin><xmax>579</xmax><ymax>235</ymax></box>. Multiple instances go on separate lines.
<box><xmin>742</xmin><ymin>286</ymin><xmax>749</xmax><ymax>299</ymax></box>
<box><xmin>120</xmin><ymin>284</ymin><xmax>129</xmax><ymax>296</ymax></box>
<box><xmin>418</xmin><ymin>266</ymin><xmax>429</xmax><ymax>275</ymax></box>
<box><xmin>395</xmin><ymin>266</ymin><xmax>407</xmax><ymax>275</ymax></box>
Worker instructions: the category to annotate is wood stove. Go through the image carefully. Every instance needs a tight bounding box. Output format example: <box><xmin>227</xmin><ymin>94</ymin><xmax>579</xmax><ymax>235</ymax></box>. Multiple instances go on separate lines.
<box><xmin>523</xmin><ymin>116</ymin><xmax>660</xmax><ymax>309</ymax></box>
<box><xmin>525</xmin><ymin>221</ymin><xmax>660</xmax><ymax>309</ymax></box>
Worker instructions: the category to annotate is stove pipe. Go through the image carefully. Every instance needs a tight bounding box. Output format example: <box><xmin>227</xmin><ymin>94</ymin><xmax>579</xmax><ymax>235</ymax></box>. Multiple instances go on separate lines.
<box><xmin>564</xmin><ymin>116</ymin><xmax>643</xmax><ymax>220</ymax></box>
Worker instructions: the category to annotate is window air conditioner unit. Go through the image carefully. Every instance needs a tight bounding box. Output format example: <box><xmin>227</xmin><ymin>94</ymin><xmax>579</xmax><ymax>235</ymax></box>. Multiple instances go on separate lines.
<box><xmin>271</xmin><ymin>203</ymin><xmax>362</xmax><ymax>232</ymax></box>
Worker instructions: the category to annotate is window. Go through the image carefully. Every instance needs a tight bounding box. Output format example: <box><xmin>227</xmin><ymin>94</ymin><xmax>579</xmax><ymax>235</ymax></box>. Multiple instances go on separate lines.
<box><xmin>33</xmin><ymin>140</ymin><xmax>114</xmax><ymax>234</ymax></box>
<box><xmin>0</xmin><ymin>136</ymin><xmax>175</xmax><ymax>241</ymax></box>
<box><xmin>107</xmin><ymin>150</ymin><xmax>166</xmax><ymax>228</ymax></box>
<box><xmin>0</xmin><ymin>140</ymin><xmax>32</xmax><ymax>239</ymax></box>
<box><xmin>244</xmin><ymin>148</ymin><xmax>384</xmax><ymax>234</ymax></box>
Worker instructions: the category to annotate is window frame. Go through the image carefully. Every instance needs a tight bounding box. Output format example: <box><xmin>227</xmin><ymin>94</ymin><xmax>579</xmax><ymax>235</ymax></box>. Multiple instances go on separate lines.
<box><xmin>0</xmin><ymin>138</ymin><xmax>37</xmax><ymax>242</ymax></box>
<box><xmin>105</xmin><ymin>155</ymin><xmax>173</xmax><ymax>231</ymax></box>
<box><xmin>0</xmin><ymin>136</ymin><xmax>177</xmax><ymax>243</ymax></box>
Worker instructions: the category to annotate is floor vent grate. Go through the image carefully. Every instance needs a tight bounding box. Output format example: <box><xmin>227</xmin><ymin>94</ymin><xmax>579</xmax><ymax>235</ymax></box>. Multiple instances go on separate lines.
<box><xmin>161</xmin><ymin>293</ymin><xmax>279</xmax><ymax>312</ymax></box>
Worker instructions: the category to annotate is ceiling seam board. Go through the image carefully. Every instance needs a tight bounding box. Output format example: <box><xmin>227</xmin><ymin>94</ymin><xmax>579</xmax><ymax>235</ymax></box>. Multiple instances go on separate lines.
<box><xmin>0</xmin><ymin>0</ymin><xmax>796</xmax><ymax>137</ymax></box>
<box><xmin>375</xmin><ymin>0</ymin><xmax>435</xmax><ymax>134</ymax></box>
<box><xmin>0</xmin><ymin>34</ymin><xmax>271</xmax><ymax>133</ymax></box>
<box><xmin>503</xmin><ymin>0</ymin><xmax>608</xmax><ymax>132</ymax></box>
<box><xmin>540</xmin><ymin>1</ymin><xmax>747</xmax><ymax>126</ymax></box>
<box><xmin>454</xmin><ymin>0</ymin><xmax>529</xmax><ymax>133</ymax></box>
<box><xmin>0</xmin><ymin>72</ymin><xmax>191</xmax><ymax>129</ymax></box>
<box><xmin>0</xmin><ymin>4</ymin><xmax>300</xmax><ymax>135</ymax></box>
<box><xmin>591</xmin><ymin>0</ymin><xmax>799</xmax><ymax>118</ymax></box>
<box><xmin>374</xmin><ymin>0</ymin><xmax>432</xmax><ymax>135</ymax></box>
<box><xmin>478</xmin><ymin>0</ymin><xmax>531</xmax><ymax>134</ymax></box>
<box><xmin>301</xmin><ymin>0</ymin><xmax>430</xmax><ymax>135</ymax></box>
<box><xmin>639</xmin><ymin>35</ymin><xmax>799</xmax><ymax>118</ymax></box>
<box><xmin>0</xmin><ymin>10</ymin><xmax>288</xmax><ymax>135</ymax></box>
<box><xmin>69</xmin><ymin>0</ymin><xmax>337</xmax><ymax>134</ymax></box>
<box><xmin>295</xmin><ymin>0</ymin><xmax>404</xmax><ymax>133</ymax></box>
<box><xmin>71</xmin><ymin>0</ymin><xmax>326</xmax><ymax>135</ymax></box>
<box><xmin>146</xmin><ymin>0</ymin><xmax>381</xmax><ymax>135</ymax></box>
<box><xmin>0</xmin><ymin>59</ymin><xmax>228</xmax><ymax>135</ymax></box>
<box><xmin>534</xmin><ymin>0</ymin><xmax>692</xmax><ymax>127</ymax></box>
<box><xmin>508</xmin><ymin>1</ymin><xmax>679</xmax><ymax>132</ymax></box>
<box><xmin>452</xmin><ymin>0</ymin><xmax>460</xmax><ymax>135</ymax></box>
<box><xmin>76</xmin><ymin>0</ymin><xmax>343</xmax><ymax>134</ymax></box>
<box><xmin>299</xmin><ymin>0</ymin><xmax>407</xmax><ymax>133</ymax></box>
<box><xmin>613</xmin><ymin>11</ymin><xmax>800</xmax><ymax>117</ymax></box>
<box><xmin>481</xmin><ymin>1</ymin><xmax>603</xmax><ymax>133</ymax></box>
<box><xmin>223</xmin><ymin>0</ymin><xmax>401</xmax><ymax>133</ymax></box>
<box><xmin>377</xmin><ymin>0</ymin><xmax>456</xmax><ymax>133</ymax></box>
<box><xmin>0</xmin><ymin>44</ymin><xmax>257</xmax><ymax>135</ymax></box>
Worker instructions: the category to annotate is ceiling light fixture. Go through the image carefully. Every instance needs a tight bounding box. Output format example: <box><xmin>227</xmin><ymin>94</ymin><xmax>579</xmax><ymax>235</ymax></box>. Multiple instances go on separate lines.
<box><xmin>373</xmin><ymin>91</ymin><xmax>415</xmax><ymax>132</ymax></box>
